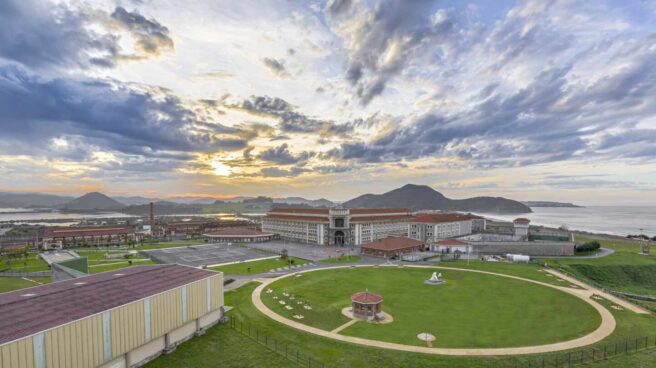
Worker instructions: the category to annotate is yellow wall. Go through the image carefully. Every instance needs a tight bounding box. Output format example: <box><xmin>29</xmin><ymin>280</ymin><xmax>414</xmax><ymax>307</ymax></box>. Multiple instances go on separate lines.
<box><xmin>150</xmin><ymin>287</ymin><xmax>183</xmax><ymax>339</ymax></box>
<box><xmin>44</xmin><ymin>315</ymin><xmax>104</xmax><ymax>368</ymax></box>
<box><xmin>111</xmin><ymin>301</ymin><xmax>146</xmax><ymax>357</ymax></box>
<box><xmin>0</xmin><ymin>274</ymin><xmax>223</xmax><ymax>368</ymax></box>
<box><xmin>0</xmin><ymin>337</ymin><xmax>34</xmax><ymax>368</ymax></box>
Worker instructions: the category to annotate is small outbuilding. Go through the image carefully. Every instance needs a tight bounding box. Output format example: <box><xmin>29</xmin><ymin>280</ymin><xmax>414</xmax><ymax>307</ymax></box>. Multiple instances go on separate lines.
<box><xmin>351</xmin><ymin>291</ymin><xmax>383</xmax><ymax>321</ymax></box>
<box><xmin>360</xmin><ymin>236</ymin><xmax>424</xmax><ymax>258</ymax></box>
<box><xmin>431</xmin><ymin>239</ymin><xmax>469</xmax><ymax>253</ymax></box>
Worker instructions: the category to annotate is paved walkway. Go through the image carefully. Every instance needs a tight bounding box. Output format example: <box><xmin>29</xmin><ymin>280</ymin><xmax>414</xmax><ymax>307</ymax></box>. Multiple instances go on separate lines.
<box><xmin>251</xmin><ymin>264</ymin><xmax>617</xmax><ymax>356</ymax></box>
<box><xmin>544</xmin><ymin>268</ymin><xmax>649</xmax><ymax>314</ymax></box>
<box><xmin>331</xmin><ymin>319</ymin><xmax>358</xmax><ymax>334</ymax></box>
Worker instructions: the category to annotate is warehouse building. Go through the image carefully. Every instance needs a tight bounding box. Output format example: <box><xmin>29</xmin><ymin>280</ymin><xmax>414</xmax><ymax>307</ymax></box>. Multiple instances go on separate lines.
<box><xmin>41</xmin><ymin>226</ymin><xmax>142</xmax><ymax>250</ymax></box>
<box><xmin>0</xmin><ymin>264</ymin><xmax>224</xmax><ymax>368</ymax></box>
<box><xmin>261</xmin><ymin>208</ymin><xmax>412</xmax><ymax>246</ymax></box>
<box><xmin>164</xmin><ymin>220</ymin><xmax>254</xmax><ymax>238</ymax></box>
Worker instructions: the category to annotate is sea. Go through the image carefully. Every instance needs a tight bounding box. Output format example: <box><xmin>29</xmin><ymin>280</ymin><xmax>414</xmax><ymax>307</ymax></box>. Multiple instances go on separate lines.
<box><xmin>474</xmin><ymin>206</ymin><xmax>656</xmax><ymax>237</ymax></box>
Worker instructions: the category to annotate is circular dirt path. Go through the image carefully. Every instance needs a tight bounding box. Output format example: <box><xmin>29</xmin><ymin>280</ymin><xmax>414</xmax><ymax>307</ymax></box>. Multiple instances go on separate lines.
<box><xmin>251</xmin><ymin>265</ymin><xmax>616</xmax><ymax>356</ymax></box>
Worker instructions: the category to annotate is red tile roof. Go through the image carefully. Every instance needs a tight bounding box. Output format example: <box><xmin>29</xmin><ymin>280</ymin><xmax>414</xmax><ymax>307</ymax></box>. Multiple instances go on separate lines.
<box><xmin>411</xmin><ymin>213</ymin><xmax>476</xmax><ymax>224</ymax></box>
<box><xmin>435</xmin><ymin>239</ymin><xmax>468</xmax><ymax>246</ymax></box>
<box><xmin>43</xmin><ymin>226</ymin><xmax>134</xmax><ymax>238</ymax></box>
<box><xmin>349</xmin><ymin>208</ymin><xmax>409</xmax><ymax>214</ymax></box>
<box><xmin>265</xmin><ymin>214</ymin><xmax>329</xmax><ymax>222</ymax></box>
<box><xmin>360</xmin><ymin>236</ymin><xmax>424</xmax><ymax>251</ymax></box>
<box><xmin>268</xmin><ymin>208</ymin><xmax>330</xmax><ymax>214</ymax></box>
<box><xmin>350</xmin><ymin>215</ymin><xmax>413</xmax><ymax>223</ymax></box>
<box><xmin>351</xmin><ymin>291</ymin><xmax>383</xmax><ymax>304</ymax></box>
<box><xmin>514</xmin><ymin>218</ymin><xmax>531</xmax><ymax>224</ymax></box>
<box><xmin>0</xmin><ymin>264</ymin><xmax>217</xmax><ymax>345</ymax></box>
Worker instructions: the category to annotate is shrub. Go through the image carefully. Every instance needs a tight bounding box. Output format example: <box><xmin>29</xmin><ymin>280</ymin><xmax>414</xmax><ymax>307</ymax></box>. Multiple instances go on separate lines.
<box><xmin>575</xmin><ymin>240</ymin><xmax>601</xmax><ymax>252</ymax></box>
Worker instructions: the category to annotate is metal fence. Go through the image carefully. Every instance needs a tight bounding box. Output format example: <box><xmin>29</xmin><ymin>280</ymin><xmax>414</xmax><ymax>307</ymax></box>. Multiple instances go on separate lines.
<box><xmin>514</xmin><ymin>335</ymin><xmax>656</xmax><ymax>368</ymax></box>
<box><xmin>228</xmin><ymin>316</ymin><xmax>329</xmax><ymax>368</ymax></box>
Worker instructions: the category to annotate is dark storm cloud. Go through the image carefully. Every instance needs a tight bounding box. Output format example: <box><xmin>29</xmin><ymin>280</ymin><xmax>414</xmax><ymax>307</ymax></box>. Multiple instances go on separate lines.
<box><xmin>0</xmin><ymin>0</ymin><xmax>173</xmax><ymax>70</ymax></box>
<box><xmin>257</xmin><ymin>144</ymin><xmax>313</xmax><ymax>165</ymax></box>
<box><xmin>0</xmin><ymin>65</ymin><xmax>248</xmax><ymax>162</ymax></box>
<box><xmin>110</xmin><ymin>7</ymin><xmax>174</xmax><ymax>58</ymax></box>
<box><xmin>237</xmin><ymin>96</ymin><xmax>353</xmax><ymax>136</ymax></box>
<box><xmin>261</xmin><ymin>57</ymin><xmax>291</xmax><ymax>78</ymax></box>
<box><xmin>259</xmin><ymin>166</ymin><xmax>309</xmax><ymax>178</ymax></box>
<box><xmin>325</xmin><ymin>0</ymin><xmax>454</xmax><ymax>105</ymax></box>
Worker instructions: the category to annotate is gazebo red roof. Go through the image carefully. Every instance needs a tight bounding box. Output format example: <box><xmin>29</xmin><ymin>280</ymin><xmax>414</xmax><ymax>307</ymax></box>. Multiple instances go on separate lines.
<box><xmin>351</xmin><ymin>291</ymin><xmax>383</xmax><ymax>304</ymax></box>
<box><xmin>514</xmin><ymin>218</ymin><xmax>531</xmax><ymax>224</ymax></box>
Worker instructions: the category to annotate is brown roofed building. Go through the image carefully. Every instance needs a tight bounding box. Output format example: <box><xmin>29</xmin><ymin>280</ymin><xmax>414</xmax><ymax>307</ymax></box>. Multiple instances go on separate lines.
<box><xmin>41</xmin><ymin>225</ymin><xmax>141</xmax><ymax>249</ymax></box>
<box><xmin>360</xmin><ymin>236</ymin><xmax>425</xmax><ymax>258</ymax></box>
<box><xmin>164</xmin><ymin>219</ymin><xmax>255</xmax><ymax>238</ymax></box>
<box><xmin>0</xmin><ymin>264</ymin><xmax>224</xmax><ymax>368</ymax></box>
<box><xmin>409</xmin><ymin>212</ymin><xmax>483</xmax><ymax>243</ymax></box>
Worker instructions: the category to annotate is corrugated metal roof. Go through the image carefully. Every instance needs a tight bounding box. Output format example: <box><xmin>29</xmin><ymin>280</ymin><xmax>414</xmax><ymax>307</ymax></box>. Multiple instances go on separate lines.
<box><xmin>0</xmin><ymin>264</ymin><xmax>217</xmax><ymax>345</ymax></box>
<box><xmin>360</xmin><ymin>236</ymin><xmax>424</xmax><ymax>251</ymax></box>
<box><xmin>43</xmin><ymin>226</ymin><xmax>134</xmax><ymax>238</ymax></box>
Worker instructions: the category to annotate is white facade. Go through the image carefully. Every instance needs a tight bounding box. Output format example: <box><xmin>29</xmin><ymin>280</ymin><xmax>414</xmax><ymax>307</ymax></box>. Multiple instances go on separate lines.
<box><xmin>409</xmin><ymin>219</ymin><xmax>473</xmax><ymax>243</ymax></box>
<box><xmin>261</xmin><ymin>208</ymin><xmax>411</xmax><ymax>246</ymax></box>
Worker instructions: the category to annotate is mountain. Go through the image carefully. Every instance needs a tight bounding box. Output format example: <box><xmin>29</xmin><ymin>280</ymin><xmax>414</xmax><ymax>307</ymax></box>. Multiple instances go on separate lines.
<box><xmin>112</xmin><ymin>196</ymin><xmax>159</xmax><ymax>205</ymax></box>
<box><xmin>0</xmin><ymin>192</ymin><xmax>73</xmax><ymax>208</ymax></box>
<box><xmin>273</xmin><ymin>197</ymin><xmax>335</xmax><ymax>208</ymax></box>
<box><xmin>343</xmin><ymin>184</ymin><xmax>531</xmax><ymax>214</ymax></box>
<box><xmin>121</xmin><ymin>201</ymin><xmax>202</xmax><ymax>215</ymax></box>
<box><xmin>522</xmin><ymin>201</ymin><xmax>583</xmax><ymax>208</ymax></box>
<box><xmin>166</xmin><ymin>196</ymin><xmax>218</xmax><ymax>205</ymax></box>
<box><xmin>60</xmin><ymin>192</ymin><xmax>125</xmax><ymax>211</ymax></box>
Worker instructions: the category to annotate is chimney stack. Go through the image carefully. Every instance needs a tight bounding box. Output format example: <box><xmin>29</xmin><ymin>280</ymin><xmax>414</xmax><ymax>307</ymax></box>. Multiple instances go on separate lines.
<box><xmin>149</xmin><ymin>202</ymin><xmax>155</xmax><ymax>237</ymax></box>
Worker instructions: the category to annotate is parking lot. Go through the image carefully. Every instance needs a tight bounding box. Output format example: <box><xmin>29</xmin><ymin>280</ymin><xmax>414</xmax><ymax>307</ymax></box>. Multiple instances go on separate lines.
<box><xmin>142</xmin><ymin>243</ymin><xmax>274</xmax><ymax>267</ymax></box>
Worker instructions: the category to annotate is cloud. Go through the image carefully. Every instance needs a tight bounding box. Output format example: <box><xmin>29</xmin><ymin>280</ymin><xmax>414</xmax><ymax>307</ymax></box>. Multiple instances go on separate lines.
<box><xmin>261</xmin><ymin>57</ymin><xmax>291</xmax><ymax>78</ymax></box>
<box><xmin>0</xmin><ymin>0</ymin><xmax>173</xmax><ymax>70</ymax></box>
<box><xmin>236</xmin><ymin>95</ymin><xmax>353</xmax><ymax>136</ymax></box>
<box><xmin>259</xmin><ymin>166</ymin><xmax>309</xmax><ymax>177</ymax></box>
<box><xmin>110</xmin><ymin>6</ymin><xmax>174</xmax><ymax>59</ymax></box>
<box><xmin>0</xmin><ymin>65</ymin><xmax>249</xmax><ymax>164</ymax></box>
<box><xmin>257</xmin><ymin>144</ymin><xmax>313</xmax><ymax>165</ymax></box>
<box><xmin>325</xmin><ymin>0</ymin><xmax>454</xmax><ymax>105</ymax></box>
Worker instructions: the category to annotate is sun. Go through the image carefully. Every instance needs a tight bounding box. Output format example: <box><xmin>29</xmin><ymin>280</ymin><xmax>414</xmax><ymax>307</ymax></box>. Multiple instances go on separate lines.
<box><xmin>210</xmin><ymin>160</ymin><xmax>231</xmax><ymax>176</ymax></box>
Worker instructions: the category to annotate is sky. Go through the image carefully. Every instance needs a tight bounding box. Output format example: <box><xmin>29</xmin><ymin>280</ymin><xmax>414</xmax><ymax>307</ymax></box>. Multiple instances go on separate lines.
<box><xmin>0</xmin><ymin>0</ymin><xmax>655</xmax><ymax>205</ymax></box>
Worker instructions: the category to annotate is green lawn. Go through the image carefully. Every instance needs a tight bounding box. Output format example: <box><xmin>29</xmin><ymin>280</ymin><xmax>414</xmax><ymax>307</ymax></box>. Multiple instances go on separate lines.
<box><xmin>210</xmin><ymin>257</ymin><xmax>310</xmax><ymax>275</ymax></box>
<box><xmin>0</xmin><ymin>253</ymin><xmax>50</xmax><ymax>272</ymax></box>
<box><xmin>146</xmin><ymin>272</ymin><xmax>656</xmax><ymax>368</ymax></box>
<box><xmin>539</xmin><ymin>235</ymin><xmax>656</xmax><ymax>296</ymax></box>
<box><xmin>320</xmin><ymin>255</ymin><xmax>361</xmax><ymax>263</ymax></box>
<box><xmin>0</xmin><ymin>276</ymin><xmax>51</xmax><ymax>293</ymax></box>
<box><xmin>145</xmin><ymin>320</ymin><xmax>297</xmax><ymax>368</ymax></box>
<box><xmin>262</xmin><ymin>267</ymin><xmax>600</xmax><ymax>348</ymax></box>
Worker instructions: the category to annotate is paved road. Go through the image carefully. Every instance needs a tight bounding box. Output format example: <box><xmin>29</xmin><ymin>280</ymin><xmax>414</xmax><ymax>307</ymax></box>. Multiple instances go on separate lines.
<box><xmin>251</xmin><ymin>264</ymin><xmax>617</xmax><ymax>356</ymax></box>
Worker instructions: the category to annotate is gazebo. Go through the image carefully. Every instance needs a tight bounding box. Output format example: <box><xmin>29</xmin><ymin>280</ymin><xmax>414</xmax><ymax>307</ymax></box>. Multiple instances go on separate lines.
<box><xmin>351</xmin><ymin>291</ymin><xmax>383</xmax><ymax>321</ymax></box>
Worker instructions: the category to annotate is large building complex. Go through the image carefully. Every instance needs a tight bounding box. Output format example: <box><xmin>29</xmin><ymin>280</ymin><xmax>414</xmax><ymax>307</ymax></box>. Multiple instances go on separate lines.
<box><xmin>408</xmin><ymin>213</ymin><xmax>483</xmax><ymax>243</ymax></box>
<box><xmin>261</xmin><ymin>208</ymin><xmax>413</xmax><ymax>246</ymax></box>
<box><xmin>41</xmin><ymin>226</ymin><xmax>142</xmax><ymax>249</ymax></box>
<box><xmin>164</xmin><ymin>220</ymin><xmax>254</xmax><ymax>238</ymax></box>
<box><xmin>0</xmin><ymin>265</ymin><xmax>224</xmax><ymax>368</ymax></box>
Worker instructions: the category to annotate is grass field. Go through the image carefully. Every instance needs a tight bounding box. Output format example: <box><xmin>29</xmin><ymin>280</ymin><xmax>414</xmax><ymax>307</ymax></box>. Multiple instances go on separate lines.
<box><xmin>540</xmin><ymin>235</ymin><xmax>656</xmax><ymax>296</ymax></box>
<box><xmin>320</xmin><ymin>255</ymin><xmax>361</xmax><ymax>263</ymax></box>
<box><xmin>210</xmin><ymin>257</ymin><xmax>310</xmax><ymax>275</ymax></box>
<box><xmin>88</xmin><ymin>259</ymin><xmax>157</xmax><ymax>274</ymax></box>
<box><xmin>0</xmin><ymin>254</ymin><xmax>50</xmax><ymax>272</ymax></box>
<box><xmin>0</xmin><ymin>276</ymin><xmax>51</xmax><ymax>293</ymax></box>
<box><xmin>261</xmin><ymin>267</ymin><xmax>600</xmax><ymax>348</ymax></box>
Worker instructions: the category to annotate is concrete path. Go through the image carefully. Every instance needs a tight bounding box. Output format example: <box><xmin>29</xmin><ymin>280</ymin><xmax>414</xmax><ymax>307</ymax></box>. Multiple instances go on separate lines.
<box><xmin>544</xmin><ymin>268</ymin><xmax>649</xmax><ymax>314</ymax></box>
<box><xmin>251</xmin><ymin>264</ymin><xmax>617</xmax><ymax>356</ymax></box>
<box><xmin>331</xmin><ymin>319</ymin><xmax>358</xmax><ymax>334</ymax></box>
<box><xmin>540</xmin><ymin>248</ymin><xmax>615</xmax><ymax>259</ymax></box>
